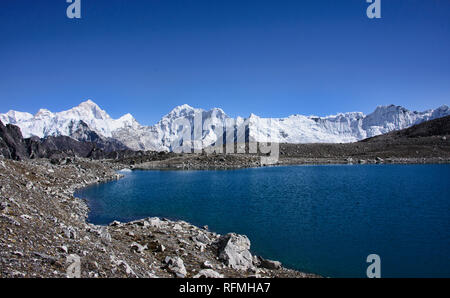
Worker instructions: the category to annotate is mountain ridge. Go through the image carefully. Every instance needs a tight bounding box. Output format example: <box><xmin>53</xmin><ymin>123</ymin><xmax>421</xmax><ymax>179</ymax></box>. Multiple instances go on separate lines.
<box><xmin>1</xmin><ymin>100</ymin><xmax>449</xmax><ymax>152</ymax></box>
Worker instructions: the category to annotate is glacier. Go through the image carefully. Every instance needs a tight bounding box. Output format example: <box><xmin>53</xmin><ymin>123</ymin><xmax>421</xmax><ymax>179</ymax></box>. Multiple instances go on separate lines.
<box><xmin>1</xmin><ymin>99</ymin><xmax>449</xmax><ymax>152</ymax></box>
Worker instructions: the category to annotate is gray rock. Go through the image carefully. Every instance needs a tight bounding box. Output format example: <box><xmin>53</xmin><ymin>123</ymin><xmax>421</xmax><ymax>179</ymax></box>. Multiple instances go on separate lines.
<box><xmin>252</xmin><ymin>255</ymin><xmax>261</xmax><ymax>267</ymax></box>
<box><xmin>216</xmin><ymin>233</ymin><xmax>253</xmax><ymax>270</ymax></box>
<box><xmin>26</xmin><ymin>182</ymin><xmax>33</xmax><ymax>190</ymax></box>
<box><xmin>13</xmin><ymin>251</ymin><xmax>24</xmax><ymax>257</ymax></box>
<box><xmin>33</xmin><ymin>252</ymin><xmax>57</xmax><ymax>265</ymax></box>
<box><xmin>149</xmin><ymin>239</ymin><xmax>165</xmax><ymax>252</ymax></box>
<box><xmin>259</xmin><ymin>257</ymin><xmax>282</xmax><ymax>270</ymax></box>
<box><xmin>201</xmin><ymin>260</ymin><xmax>214</xmax><ymax>269</ymax></box>
<box><xmin>157</xmin><ymin>244</ymin><xmax>166</xmax><ymax>252</ymax></box>
<box><xmin>99</xmin><ymin>227</ymin><xmax>112</xmax><ymax>243</ymax></box>
<box><xmin>130</xmin><ymin>242</ymin><xmax>147</xmax><ymax>254</ymax></box>
<box><xmin>0</xmin><ymin>201</ymin><xmax>8</xmax><ymax>210</ymax></box>
<box><xmin>193</xmin><ymin>269</ymin><xmax>224</xmax><ymax>278</ymax></box>
<box><xmin>148</xmin><ymin>217</ymin><xmax>162</xmax><ymax>228</ymax></box>
<box><xmin>109</xmin><ymin>220</ymin><xmax>121</xmax><ymax>227</ymax></box>
<box><xmin>194</xmin><ymin>233</ymin><xmax>211</xmax><ymax>244</ymax></box>
<box><xmin>164</xmin><ymin>256</ymin><xmax>187</xmax><ymax>278</ymax></box>
<box><xmin>20</xmin><ymin>214</ymin><xmax>32</xmax><ymax>220</ymax></box>
<box><xmin>63</xmin><ymin>226</ymin><xmax>77</xmax><ymax>239</ymax></box>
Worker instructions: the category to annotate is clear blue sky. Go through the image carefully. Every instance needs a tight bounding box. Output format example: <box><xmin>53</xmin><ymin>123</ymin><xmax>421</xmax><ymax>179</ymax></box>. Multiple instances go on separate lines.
<box><xmin>1</xmin><ymin>0</ymin><xmax>449</xmax><ymax>125</ymax></box>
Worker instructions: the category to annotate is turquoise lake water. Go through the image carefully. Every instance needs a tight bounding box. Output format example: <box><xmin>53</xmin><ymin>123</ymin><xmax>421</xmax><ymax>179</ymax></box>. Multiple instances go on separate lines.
<box><xmin>75</xmin><ymin>164</ymin><xmax>450</xmax><ymax>277</ymax></box>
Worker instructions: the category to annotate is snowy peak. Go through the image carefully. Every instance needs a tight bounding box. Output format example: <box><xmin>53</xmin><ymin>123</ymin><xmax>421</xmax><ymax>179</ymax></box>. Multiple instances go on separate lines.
<box><xmin>1</xmin><ymin>100</ymin><xmax>449</xmax><ymax>152</ymax></box>
<box><xmin>0</xmin><ymin>110</ymin><xmax>34</xmax><ymax>124</ymax></box>
<box><xmin>0</xmin><ymin>100</ymin><xmax>142</xmax><ymax>139</ymax></box>
<box><xmin>431</xmin><ymin>105</ymin><xmax>449</xmax><ymax>118</ymax></box>
<box><xmin>34</xmin><ymin>109</ymin><xmax>54</xmax><ymax>119</ymax></box>
<box><xmin>164</xmin><ymin>104</ymin><xmax>198</xmax><ymax>119</ymax></box>
<box><xmin>67</xmin><ymin>99</ymin><xmax>111</xmax><ymax>120</ymax></box>
<box><xmin>117</xmin><ymin>113</ymin><xmax>137</xmax><ymax>124</ymax></box>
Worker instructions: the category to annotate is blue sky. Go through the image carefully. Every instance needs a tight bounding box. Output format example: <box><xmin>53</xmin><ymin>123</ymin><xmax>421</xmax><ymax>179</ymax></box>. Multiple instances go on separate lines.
<box><xmin>1</xmin><ymin>0</ymin><xmax>449</xmax><ymax>125</ymax></box>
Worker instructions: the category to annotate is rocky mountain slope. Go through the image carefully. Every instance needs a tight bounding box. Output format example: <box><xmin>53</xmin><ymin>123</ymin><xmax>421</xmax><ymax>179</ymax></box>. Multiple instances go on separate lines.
<box><xmin>0</xmin><ymin>120</ymin><xmax>132</xmax><ymax>161</ymax></box>
<box><xmin>2</xmin><ymin>100</ymin><xmax>449</xmax><ymax>152</ymax></box>
<box><xmin>0</xmin><ymin>120</ymin><xmax>29</xmax><ymax>160</ymax></box>
<box><xmin>362</xmin><ymin>115</ymin><xmax>450</xmax><ymax>142</ymax></box>
<box><xmin>277</xmin><ymin>115</ymin><xmax>450</xmax><ymax>164</ymax></box>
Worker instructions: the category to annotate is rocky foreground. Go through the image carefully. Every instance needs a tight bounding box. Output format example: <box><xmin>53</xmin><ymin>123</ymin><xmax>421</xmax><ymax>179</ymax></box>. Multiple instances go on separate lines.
<box><xmin>0</xmin><ymin>157</ymin><xmax>317</xmax><ymax>278</ymax></box>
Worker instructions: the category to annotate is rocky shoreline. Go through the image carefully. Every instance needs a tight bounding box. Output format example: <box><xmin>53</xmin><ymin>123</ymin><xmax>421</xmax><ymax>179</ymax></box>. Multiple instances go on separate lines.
<box><xmin>0</xmin><ymin>157</ymin><xmax>318</xmax><ymax>278</ymax></box>
<box><xmin>126</xmin><ymin>152</ymin><xmax>450</xmax><ymax>172</ymax></box>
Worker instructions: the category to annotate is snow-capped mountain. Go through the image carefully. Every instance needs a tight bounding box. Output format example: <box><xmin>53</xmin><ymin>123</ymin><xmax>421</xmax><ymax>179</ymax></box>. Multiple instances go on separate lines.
<box><xmin>248</xmin><ymin>104</ymin><xmax>450</xmax><ymax>143</ymax></box>
<box><xmin>0</xmin><ymin>100</ymin><xmax>140</xmax><ymax>139</ymax></box>
<box><xmin>112</xmin><ymin>104</ymin><xmax>232</xmax><ymax>152</ymax></box>
<box><xmin>1</xmin><ymin>100</ymin><xmax>449</xmax><ymax>152</ymax></box>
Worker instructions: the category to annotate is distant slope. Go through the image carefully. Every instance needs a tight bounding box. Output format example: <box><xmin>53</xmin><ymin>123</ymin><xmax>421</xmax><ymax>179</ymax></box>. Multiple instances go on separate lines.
<box><xmin>279</xmin><ymin>116</ymin><xmax>450</xmax><ymax>160</ymax></box>
<box><xmin>362</xmin><ymin>115</ymin><xmax>450</xmax><ymax>142</ymax></box>
<box><xmin>0</xmin><ymin>120</ymin><xmax>134</xmax><ymax>161</ymax></box>
<box><xmin>0</xmin><ymin>120</ymin><xmax>29</xmax><ymax>160</ymax></box>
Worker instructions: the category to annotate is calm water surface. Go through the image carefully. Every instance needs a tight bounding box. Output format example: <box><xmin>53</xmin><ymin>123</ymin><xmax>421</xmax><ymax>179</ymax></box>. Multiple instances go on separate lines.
<box><xmin>75</xmin><ymin>164</ymin><xmax>450</xmax><ymax>277</ymax></box>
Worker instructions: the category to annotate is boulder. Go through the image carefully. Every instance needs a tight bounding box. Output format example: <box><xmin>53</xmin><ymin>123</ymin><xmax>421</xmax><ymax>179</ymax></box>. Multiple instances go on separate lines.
<box><xmin>109</xmin><ymin>220</ymin><xmax>121</xmax><ymax>227</ymax></box>
<box><xmin>130</xmin><ymin>242</ymin><xmax>147</xmax><ymax>254</ymax></box>
<box><xmin>258</xmin><ymin>257</ymin><xmax>282</xmax><ymax>270</ymax></box>
<box><xmin>201</xmin><ymin>260</ymin><xmax>214</xmax><ymax>269</ymax></box>
<box><xmin>164</xmin><ymin>256</ymin><xmax>187</xmax><ymax>278</ymax></box>
<box><xmin>148</xmin><ymin>217</ymin><xmax>162</xmax><ymax>228</ymax></box>
<box><xmin>194</xmin><ymin>233</ymin><xmax>211</xmax><ymax>244</ymax></box>
<box><xmin>216</xmin><ymin>233</ymin><xmax>253</xmax><ymax>270</ymax></box>
<box><xmin>193</xmin><ymin>269</ymin><xmax>224</xmax><ymax>278</ymax></box>
<box><xmin>99</xmin><ymin>227</ymin><xmax>111</xmax><ymax>243</ymax></box>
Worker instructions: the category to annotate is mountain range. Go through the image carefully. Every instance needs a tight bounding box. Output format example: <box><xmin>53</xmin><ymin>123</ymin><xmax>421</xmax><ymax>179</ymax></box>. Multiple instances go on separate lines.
<box><xmin>1</xmin><ymin>100</ymin><xmax>449</xmax><ymax>152</ymax></box>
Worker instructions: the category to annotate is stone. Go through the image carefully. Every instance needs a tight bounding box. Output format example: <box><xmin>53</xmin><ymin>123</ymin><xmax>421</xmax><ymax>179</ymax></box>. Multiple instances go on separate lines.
<box><xmin>194</xmin><ymin>233</ymin><xmax>211</xmax><ymax>244</ymax></box>
<box><xmin>63</xmin><ymin>226</ymin><xmax>77</xmax><ymax>239</ymax></box>
<box><xmin>110</xmin><ymin>255</ymin><xmax>137</xmax><ymax>277</ymax></box>
<box><xmin>201</xmin><ymin>261</ymin><xmax>214</xmax><ymax>269</ymax></box>
<box><xmin>252</xmin><ymin>255</ymin><xmax>261</xmax><ymax>267</ymax></box>
<box><xmin>20</xmin><ymin>214</ymin><xmax>32</xmax><ymax>220</ymax></box>
<box><xmin>130</xmin><ymin>242</ymin><xmax>147</xmax><ymax>254</ymax></box>
<box><xmin>157</xmin><ymin>244</ymin><xmax>166</xmax><ymax>252</ymax></box>
<box><xmin>259</xmin><ymin>257</ymin><xmax>282</xmax><ymax>270</ymax></box>
<box><xmin>99</xmin><ymin>227</ymin><xmax>111</xmax><ymax>243</ymax></box>
<box><xmin>216</xmin><ymin>233</ymin><xmax>253</xmax><ymax>270</ymax></box>
<box><xmin>109</xmin><ymin>220</ymin><xmax>121</xmax><ymax>227</ymax></box>
<box><xmin>164</xmin><ymin>256</ymin><xmax>187</xmax><ymax>278</ymax></box>
<box><xmin>13</xmin><ymin>251</ymin><xmax>24</xmax><ymax>257</ymax></box>
<box><xmin>148</xmin><ymin>217</ymin><xmax>162</xmax><ymax>228</ymax></box>
<box><xmin>0</xmin><ymin>201</ymin><xmax>8</xmax><ymax>210</ymax></box>
<box><xmin>193</xmin><ymin>269</ymin><xmax>224</xmax><ymax>278</ymax></box>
